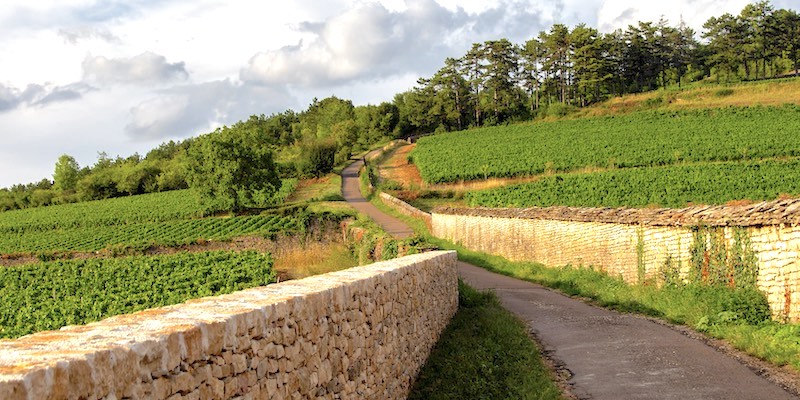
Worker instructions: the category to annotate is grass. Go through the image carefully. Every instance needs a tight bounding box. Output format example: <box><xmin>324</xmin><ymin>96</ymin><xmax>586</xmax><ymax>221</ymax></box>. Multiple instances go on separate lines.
<box><xmin>273</xmin><ymin>241</ymin><xmax>357</xmax><ymax>280</ymax></box>
<box><xmin>285</xmin><ymin>174</ymin><xmax>343</xmax><ymax>203</ymax></box>
<box><xmin>429</xmin><ymin>237</ymin><xmax>800</xmax><ymax>371</ymax></box>
<box><xmin>371</xmin><ymin>188</ymin><xmax>800</xmax><ymax>372</ymax></box>
<box><xmin>408</xmin><ymin>281</ymin><xmax>565</xmax><ymax>400</ymax></box>
<box><xmin>579</xmin><ymin>77</ymin><xmax>800</xmax><ymax>117</ymax></box>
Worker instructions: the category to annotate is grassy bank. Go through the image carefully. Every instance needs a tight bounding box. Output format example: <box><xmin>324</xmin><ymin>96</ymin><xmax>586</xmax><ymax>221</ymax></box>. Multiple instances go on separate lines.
<box><xmin>371</xmin><ymin>190</ymin><xmax>800</xmax><ymax>371</ymax></box>
<box><xmin>409</xmin><ymin>281</ymin><xmax>565</xmax><ymax>400</ymax></box>
<box><xmin>430</xmin><ymin>237</ymin><xmax>800</xmax><ymax>371</ymax></box>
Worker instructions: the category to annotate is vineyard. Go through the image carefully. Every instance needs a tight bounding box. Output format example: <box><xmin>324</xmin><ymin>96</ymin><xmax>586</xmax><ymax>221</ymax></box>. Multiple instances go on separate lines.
<box><xmin>0</xmin><ymin>213</ymin><xmax>304</xmax><ymax>254</ymax></box>
<box><xmin>0</xmin><ymin>180</ymin><xmax>302</xmax><ymax>255</ymax></box>
<box><xmin>466</xmin><ymin>160</ymin><xmax>800</xmax><ymax>209</ymax></box>
<box><xmin>412</xmin><ymin>105</ymin><xmax>800</xmax><ymax>184</ymax></box>
<box><xmin>0</xmin><ymin>251</ymin><xmax>275</xmax><ymax>338</ymax></box>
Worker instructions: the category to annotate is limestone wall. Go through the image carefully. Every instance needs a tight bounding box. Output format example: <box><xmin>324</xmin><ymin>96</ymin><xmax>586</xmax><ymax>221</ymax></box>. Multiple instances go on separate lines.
<box><xmin>0</xmin><ymin>251</ymin><xmax>458</xmax><ymax>400</ymax></box>
<box><xmin>432</xmin><ymin>202</ymin><xmax>800</xmax><ymax>322</ymax></box>
<box><xmin>379</xmin><ymin>193</ymin><xmax>432</xmax><ymax>230</ymax></box>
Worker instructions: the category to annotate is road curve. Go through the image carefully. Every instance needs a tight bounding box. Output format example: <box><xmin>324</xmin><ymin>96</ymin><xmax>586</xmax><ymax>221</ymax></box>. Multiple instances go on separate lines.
<box><xmin>340</xmin><ymin>154</ymin><xmax>414</xmax><ymax>239</ymax></box>
<box><xmin>339</xmin><ymin>157</ymin><xmax>797</xmax><ymax>399</ymax></box>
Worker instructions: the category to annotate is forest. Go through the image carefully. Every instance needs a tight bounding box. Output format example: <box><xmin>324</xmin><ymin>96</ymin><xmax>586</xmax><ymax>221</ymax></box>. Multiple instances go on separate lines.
<box><xmin>1</xmin><ymin>1</ymin><xmax>797</xmax><ymax>212</ymax></box>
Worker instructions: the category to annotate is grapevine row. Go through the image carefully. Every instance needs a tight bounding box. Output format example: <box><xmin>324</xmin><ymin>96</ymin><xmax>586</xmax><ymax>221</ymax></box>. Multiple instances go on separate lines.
<box><xmin>414</xmin><ymin>105</ymin><xmax>800</xmax><ymax>184</ymax></box>
<box><xmin>466</xmin><ymin>160</ymin><xmax>800</xmax><ymax>209</ymax></box>
<box><xmin>0</xmin><ymin>251</ymin><xmax>275</xmax><ymax>339</ymax></box>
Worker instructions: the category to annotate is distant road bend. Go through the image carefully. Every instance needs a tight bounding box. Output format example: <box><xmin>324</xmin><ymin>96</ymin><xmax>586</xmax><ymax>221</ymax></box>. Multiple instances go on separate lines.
<box><xmin>340</xmin><ymin>156</ymin><xmax>799</xmax><ymax>399</ymax></box>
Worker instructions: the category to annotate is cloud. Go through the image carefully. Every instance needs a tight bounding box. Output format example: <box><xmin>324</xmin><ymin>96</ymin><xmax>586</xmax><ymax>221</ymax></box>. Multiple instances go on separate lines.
<box><xmin>241</xmin><ymin>0</ymin><xmax>554</xmax><ymax>88</ymax></box>
<box><xmin>0</xmin><ymin>82</ymin><xmax>94</xmax><ymax>111</ymax></box>
<box><xmin>596</xmin><ymin>0</ymin><xmax>753</xmax><ymax>33</ymax></box>
<box><xmin>124</xmin><ymin>80</ymin><xmax>296</xmax><ymax>140</ymax></box>
<box><xmin>82</xmin><ymin>52</ymin><xmax>189</xmax><ymax>86</ymax></box>
<box><xmin>58</xmin><ymin>26</ymin><xmax>120</xmax><ymax>44</ymax></box>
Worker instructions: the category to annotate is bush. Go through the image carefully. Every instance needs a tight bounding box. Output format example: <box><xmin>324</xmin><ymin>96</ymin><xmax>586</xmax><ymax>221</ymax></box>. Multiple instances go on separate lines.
<box><xmin>296</xmin><ymin>140</ymin><xmax>338</xmax><ymax>178</ymax></box>
<box><xmin>724</xmin><ymin>287</ymin><xmax>771</xmax><ymax>325</ymax></box>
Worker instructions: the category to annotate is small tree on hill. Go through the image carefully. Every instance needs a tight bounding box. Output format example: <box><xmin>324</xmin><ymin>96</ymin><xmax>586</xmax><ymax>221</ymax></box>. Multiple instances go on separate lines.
<box><xmin>53</xmin><ymin>154</ymin><xmax>80</xmax><ymax>192</ymax></box>
<box><xmin>186</xmin><ymin>128</ymin><xmax>280</xmax><ymax>215</ymax></box>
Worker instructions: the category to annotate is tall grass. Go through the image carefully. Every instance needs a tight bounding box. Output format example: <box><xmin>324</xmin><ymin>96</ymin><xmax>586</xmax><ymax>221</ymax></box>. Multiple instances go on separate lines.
<box><xmin>409</xmin><ymin>281</ymin><xmax>565</xmax><ymax>400</ymax></box>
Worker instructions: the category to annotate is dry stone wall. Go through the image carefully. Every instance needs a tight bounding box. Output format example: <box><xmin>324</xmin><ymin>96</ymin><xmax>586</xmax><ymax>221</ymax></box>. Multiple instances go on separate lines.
<box><xmin>0</xmin><ymin>251</ymin><xmax>458</xmax><ymax>400</ymax></box>
<box><xmin>379</xmin><ymin>193</ymin><xmax>432</xmax><ymax>230</ymax></box>
<box><xmin>433</xmin><ymin>200</ymin><xmax>800</xmax><ymax>322</ymax></box>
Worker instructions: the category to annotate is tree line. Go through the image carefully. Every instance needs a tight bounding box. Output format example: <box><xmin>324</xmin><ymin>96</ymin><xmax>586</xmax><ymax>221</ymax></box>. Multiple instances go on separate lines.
<box><xmin>0</xmin><ymin>96</ymin><xmax>400</xmax><ymax>212</ymax></box>
<box><xmin>2</xmin><ymin>1</ymin><xmax>798</xmax><ymax>212</ymax></box>
<box><xmin>396</xmin><ymin>1</ymin><xmax>800</xmax><ymax>132</ymax></box>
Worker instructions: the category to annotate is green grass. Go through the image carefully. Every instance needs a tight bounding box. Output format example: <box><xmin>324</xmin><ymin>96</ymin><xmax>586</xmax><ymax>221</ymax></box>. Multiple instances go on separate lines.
<box><xmin>466</xmin><ymin>159</ymin><xmax>800</xmax><ymax>209</ymax></box>
<box><xmin>408</xmin><ymin>281</ymin><xmax>564</xmax><ymax>400</ymax></box>
<box><xmin>370</xmin><ymin>189</ymin><xmax>800</xmax><ymax>372</ymax></box>
<box><xmin>430</xmin><ymin>238</ymin><xmax>800</xmax><ymax>371</ymax></box>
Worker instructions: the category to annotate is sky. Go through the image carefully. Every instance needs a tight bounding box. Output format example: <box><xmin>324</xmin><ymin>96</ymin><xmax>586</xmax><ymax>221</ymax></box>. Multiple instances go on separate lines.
<box><xmin>1</xmin><ymin>0</ymin><xmax>797</xmax><ymax>188</ymax></box>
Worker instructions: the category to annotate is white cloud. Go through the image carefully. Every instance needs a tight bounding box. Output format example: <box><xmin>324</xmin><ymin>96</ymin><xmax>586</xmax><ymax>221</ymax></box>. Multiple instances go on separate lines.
<box><xmin>596</xmin><ymin>0</ymin><xmax>753</xmax><ymax>33</ymax></box>
<box><xmin>58</xmin><ymin>26</ymin><xmax>120</xmax><ymax>44</ymax></box>
<box><xmin>241</xmin><ymin>0</ymin><xmax>558</xmax><ymax>88</ymax></box>
<box><xmin>82</xmin><ymin>52</ymin><xmax>189</xmax><ymax>86</ymax></box>
<box><xmin>2</xmin><ymin>0</ymin><xmax>800</xmax><ymax>188</ymax></box>
<box><xmin>124</xmin><ymin>80</ymin><xmax>297</xmax><ymax>141</ymax></box>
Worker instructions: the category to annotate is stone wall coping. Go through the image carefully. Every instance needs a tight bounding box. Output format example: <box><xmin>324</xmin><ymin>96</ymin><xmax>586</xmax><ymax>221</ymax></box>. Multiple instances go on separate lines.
<box><xmin>433</xmin><ymin>198</ymin><xmax>800</xmax><ymax>227</ymax></box>
<box><xmin>0</xmin><ymin>250</ymin><xmax>457</xmax><ymax>392</ymax></box>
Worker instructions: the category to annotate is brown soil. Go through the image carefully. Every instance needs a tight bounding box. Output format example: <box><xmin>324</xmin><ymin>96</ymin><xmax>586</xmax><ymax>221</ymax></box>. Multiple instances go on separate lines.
<box><xmin>379</xmin><ymin>144</ymin><xmax>425</xmax><ymax>189</ymax></box>
<box><xmin>379</xmin><ymin>144</ymin><xmax>545</xmax><ymax>192</ymax></box>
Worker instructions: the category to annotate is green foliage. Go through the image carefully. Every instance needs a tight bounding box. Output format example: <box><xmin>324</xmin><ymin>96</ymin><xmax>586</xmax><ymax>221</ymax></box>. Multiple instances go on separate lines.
<box><xmin>296</xmin><ymin>140</ymin><xmax>338</xmax><ymax>178</ymax></box>
<box><xmin>636</xmin><ymin>229</ymin><xmax>646</xmax><ymax>285</ymax></box>
<box><xmin>466</xmin><ymin>159</ymin><xmax>800</xmax><ymax>209</ymax></box>
<box><xmin>187</xmin><ymin>127</ymin><xmax>281</xmax><ymax>214</ymax></box>
<box><xmin>432</xmin><ymin>239</ymin><xmax>798</xmax><ymax>368</ymax></box>
<box><xmin>659</xmin><ymin>255</ymin><xmax>682</xmax><ymax>287</ymax></box>
<box><xmin>0</xmin><ymin>189</ymin><xmax>302</xmax><ymax>254</ymax></box>
<box><xmin>414</xmin><ymin>106</ymin><xmax>800</xmax><ymax>184</ymax></box>
<box><xmin>0</xmin><ymin>251</ymin><xmax>275</xmax><ymax>339</ymax></box>
<box><xmin>688</xmin><ymin>226</ymin><xmax>760</xmax><ymax>289</ymax></box>
<box><xmin>409</xmin><ymin>281</ymin><xmax>563</xmax><ymax>400</ymax></box>
<box><xmin>52</xmin><ymin>154</ymin><xmax>80</xmax><ymax>192</ymax></box>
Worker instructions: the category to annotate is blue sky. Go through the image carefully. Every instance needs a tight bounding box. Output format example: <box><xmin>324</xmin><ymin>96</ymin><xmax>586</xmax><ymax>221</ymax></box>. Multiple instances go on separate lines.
<box><xmin>1</xmin><ymin>0</ymin><xmax>797</xmax><ymax>187</ymax></box>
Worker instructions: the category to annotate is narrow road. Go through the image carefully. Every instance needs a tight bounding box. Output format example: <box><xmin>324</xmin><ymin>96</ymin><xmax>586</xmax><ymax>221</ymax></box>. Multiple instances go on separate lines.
<box><xmin>340</xmin><ymin>153</ymin><xmax>414</xmax><ymax>239</ymax></box>
<box><xmin>339</xmin><ymin>158</ymin><xmax>797</xmax><ymax>399</ymax></box>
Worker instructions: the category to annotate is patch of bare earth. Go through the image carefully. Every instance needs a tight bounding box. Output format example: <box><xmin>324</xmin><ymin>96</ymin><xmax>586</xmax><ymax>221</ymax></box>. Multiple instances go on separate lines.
<box><xmin>379</xmin><ymin>143</ymin><xmax>546</xmax><ymax>192</ymax></box>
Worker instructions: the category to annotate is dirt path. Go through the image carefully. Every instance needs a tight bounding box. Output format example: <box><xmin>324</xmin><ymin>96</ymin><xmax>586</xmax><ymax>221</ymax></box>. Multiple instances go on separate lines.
<box><xmin>340</xmin><ymin>154</ymin><xmax>414</xmax><ymax>239</ymax></box>
<box><xmin>341</xmin><ymin>154</ymin><xmax>799</xmax><ymax>399</ymax></box>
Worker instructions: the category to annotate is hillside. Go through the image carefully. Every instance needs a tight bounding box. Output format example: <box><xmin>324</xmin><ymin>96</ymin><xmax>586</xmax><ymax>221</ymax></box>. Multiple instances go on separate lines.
<box><xmin>384</xmin><ymin>79</ymin><xmax>800</xmax><ymax>210</ymax></box>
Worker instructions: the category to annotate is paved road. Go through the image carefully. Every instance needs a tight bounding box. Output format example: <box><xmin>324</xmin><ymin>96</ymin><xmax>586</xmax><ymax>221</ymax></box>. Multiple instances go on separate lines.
<box><xmin>459</xmin><ymin>262</ymin><xmax>796</xmax><ymax>400</ymax></box>
<box><xmin>340</xmin><ymin>158</ymin><xmax>797</xmax><ymax>399</ymax></box>
<box><xmin>340</xmin><ymin>154</ymin><xmax>414</xmax><ymax>239</ymax></box>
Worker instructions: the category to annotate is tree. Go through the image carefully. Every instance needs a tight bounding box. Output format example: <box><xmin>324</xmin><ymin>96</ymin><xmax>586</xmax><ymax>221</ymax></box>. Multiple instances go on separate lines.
<box><xmin>570</xmin><ymin>24</ymin><xmax>610</xmax><ymax>105</ymax></box>
<box><xmin>296</xmin><ymin>140</ymin><xmax>338</xmax><ymax>178</ymax></box>
<box><xmin>186</xmin><ymin>127</ymin><xmax>280</xmax><ymax>214</ymax></box>
<box><xmin>520</xmin><ymin>38</ymin><xmax>544</xmax><ymax>112</ymax></box>
<box><xmin>53</xmin><ymin>154</ymin><xmax>80</xmax><ymax>192</ymax></box>
<box><xmin>703</xmin><ymin>13</ymin><xmax>746</xmax><ymax>82</ymax></box>
<box><xmin>771</xmin><ymin>9</ymin><xmax>800</xmax><ymax>76</ymax></box>
<box><xmin>539</xmin><ymin>24</ymin><xmax>572</xmax><ymax>103</ymax></box>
